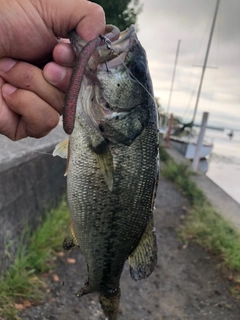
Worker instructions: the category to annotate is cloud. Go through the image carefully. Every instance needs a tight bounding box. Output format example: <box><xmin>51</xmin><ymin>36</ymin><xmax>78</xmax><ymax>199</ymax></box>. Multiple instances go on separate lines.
<box><xmin>137</xmin><ymin>0</ymin><xmax>240</xmax><ymax>129</ymax></box>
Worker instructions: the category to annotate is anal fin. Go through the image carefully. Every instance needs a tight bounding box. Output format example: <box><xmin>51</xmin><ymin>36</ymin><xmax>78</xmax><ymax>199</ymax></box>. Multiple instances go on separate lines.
<box><xmin>75</xmin><ymin>283</ymin><xmax>121</xmax><ymax>320</ymax></box>
<box><xmin>75</xmin><ymin>281</ymin><xmax>92</xmax><ymax>297</ymax></box>
<box><xmin>62</xmin><ymin>222</ymin><xmax>79</xmax><ymax>250</ymax></box>
<box><xmin>128</xmin><ymin>216</ymin><xmax>157</xmax><ymax>281</ymax></box>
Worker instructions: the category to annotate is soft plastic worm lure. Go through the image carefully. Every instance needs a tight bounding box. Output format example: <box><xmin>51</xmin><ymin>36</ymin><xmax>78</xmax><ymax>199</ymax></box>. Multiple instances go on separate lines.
<box><xmin>63</xmin><ymin>26</ymin><xmax>120</xmax><ymax>135</ymax></box>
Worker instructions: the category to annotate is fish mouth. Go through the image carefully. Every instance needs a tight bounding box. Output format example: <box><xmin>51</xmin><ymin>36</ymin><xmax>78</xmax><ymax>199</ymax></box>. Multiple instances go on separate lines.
<box><xmin>97</xmin><ymin>25</ymin><xmax>136</xmax><ymax>67</ymax></box>
<box><xmin>71</xmin><ymin>24</ymin><xmax>136</xmax><ymax>65</ymax></box>
<box><xmin>70</xmin><ymin>25</ymin><xmax>137</xmax><ymax>69</ymax></box>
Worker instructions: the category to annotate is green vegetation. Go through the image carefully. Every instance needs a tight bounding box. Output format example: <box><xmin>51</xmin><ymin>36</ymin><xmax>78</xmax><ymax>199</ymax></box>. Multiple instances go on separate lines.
<box><xmin>159</xmin><ymin>145</ymin><xmax>240</xmax><ymax>273</ymax></box>
<box><xmin>2</xmin><ymin>144</ymin><xmax>240</xmax><ymax>318</ymax></box>
<box><xmin>93</xmin><ymin>0</ymin><xmax>142</xmax><ymax>30</ymax></box>
<box><xmin>0</xmin><ymin>197</ymin><xmax>69</xmax><ymax>320</ymax></box>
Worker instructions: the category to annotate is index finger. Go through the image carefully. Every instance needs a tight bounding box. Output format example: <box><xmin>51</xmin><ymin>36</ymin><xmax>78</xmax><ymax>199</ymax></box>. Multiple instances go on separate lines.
<box><xmin>34</xmin><ymin>0</ymin><xmax>106</xmax><ymax>41</ymax></box>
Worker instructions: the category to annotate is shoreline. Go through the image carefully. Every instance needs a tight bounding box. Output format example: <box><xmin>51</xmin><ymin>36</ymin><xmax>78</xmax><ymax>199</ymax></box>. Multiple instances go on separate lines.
<box><xmin>1</xmin><ymin>130</ymin><xmax>240</xmax><ymax>319</ymax></box>
<box><xmin>207</xmin><ymin>157</ymin><xmax>240</xmax><ymax>205</ymax></box>
<box><xmin>165</xmin><ymin>142</ymin><xmax>240</xmax><ymax>230</ymax></box>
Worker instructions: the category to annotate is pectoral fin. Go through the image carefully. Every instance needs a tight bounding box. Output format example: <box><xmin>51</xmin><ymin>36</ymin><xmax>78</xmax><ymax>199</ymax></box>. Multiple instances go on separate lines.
<box><xmin>62</xmin><ymin>222</ymin><xmax>79</xmax><ymax>250</ymax></box>
<box><xmin>92</xmin><ymin>143</ymin><xmax>114</xmax><ymax>192</ymax></box>
<box><xmin>128</xmin><ymin>216</ymin><xmax>157</xmax><ymax>281</ymax></box>
<box><xmin>88</xmin><ymin>134</ymin><xmax>114</xmax><ymax>192</ymax></box>
<box><xmin>95</xmin><ymin>153</ymin><xmax>113</xmax><ymax>191</ymax></box>
<box><xmin>53</xmin><ymin>139</ymin><xmax>69</xmax><ymax>159</ymax></box>
<box><xmin>53</xmin><ymin>138</ymin><xmax>69</xmax><ymax>176</ymax></box>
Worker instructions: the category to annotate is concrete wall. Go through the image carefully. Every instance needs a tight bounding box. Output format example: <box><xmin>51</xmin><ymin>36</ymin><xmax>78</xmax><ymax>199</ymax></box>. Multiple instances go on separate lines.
<box><xmin>0</xmin><ymin>126</ymin><xmax>67</xmax><ymax>272</ymax></box>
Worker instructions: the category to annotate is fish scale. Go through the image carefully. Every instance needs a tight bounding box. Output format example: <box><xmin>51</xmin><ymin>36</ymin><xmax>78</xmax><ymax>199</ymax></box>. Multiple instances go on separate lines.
<box><xmin>54</xmin><ymin>25</ymin><xmax>159</xmax><ymax>320</ymax></box>
<box><xmin>68</xmin><ymin>119</ymin><xmax>157</xmax><ymax>285</ymax></box>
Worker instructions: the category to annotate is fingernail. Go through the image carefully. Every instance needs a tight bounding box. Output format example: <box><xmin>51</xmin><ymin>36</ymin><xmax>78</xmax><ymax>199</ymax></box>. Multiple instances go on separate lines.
<box><xmin>44</xmin><ymin>63</ymin><xmax>66</xmax><ymax>85</ymax></box>
<box><xmin>2</xmin><ymin>84</ymin><xmax>17</xmax><ymax>95</ymax></box>
<box><xmin>0</xmin><ymin>58</ymin><xmax>17</xmax><ymax>73</ymax></box>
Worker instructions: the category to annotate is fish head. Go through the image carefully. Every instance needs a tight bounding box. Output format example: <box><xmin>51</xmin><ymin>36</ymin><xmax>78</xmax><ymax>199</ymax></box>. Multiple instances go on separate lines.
<box><xmin>96</xmin><ymin>25</ymin><xmax>154</xmax><ymax>113</ymax></box>
<box><xmin>69</xmin><ymin>25</ymin><xmax>157</xmax><ymax>149</ymax></box>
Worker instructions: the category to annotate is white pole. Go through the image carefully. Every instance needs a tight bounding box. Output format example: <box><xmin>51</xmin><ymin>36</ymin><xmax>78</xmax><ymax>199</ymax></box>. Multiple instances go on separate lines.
<box><xmin>192</xmin><ymin>0</ymin><xmax>220</xmax><ymax>125</ymax></box>
<box><xmin>192</xmin><ymin>112</ymin><xmax>209</xmax><ymax>172</ymax></box>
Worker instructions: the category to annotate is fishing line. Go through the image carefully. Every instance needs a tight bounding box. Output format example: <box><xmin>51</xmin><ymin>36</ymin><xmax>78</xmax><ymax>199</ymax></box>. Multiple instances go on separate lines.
<box><xmin>104</xmin><ymin>40</ymin><xmax>157</xmax><ymax>107</ymax></box>
<box><xmin>0</xmin><ymin>139</ymin><xmax>54</xmax><ymax>156</ymax></box>
<box><xmin>2</xmin><ymin>37</ymin><xmax>156</xmax><ymax>157</ymax></box>
<box><xmin>62</xmin><ymin>249</ymin><xmax>71</xmax><ymax>286</ymax></box>
<box><xmin>104</xmin><ymin>60</ymin><xmax>110</xmax><ymax>73</ymax></box>
<box><xmin>0</xmin><ymin>136</ymin><xmax>64</xmax><ymax>157</ymax></box>
<box><xmin>122</xmin><ymin>59</ymin><xmax>156</xmax><ymax>104</ymax></box>
<box><xmin>103</xmin><ymin>43</ymin><xmax>160</xmax><ymax>131</ymax></box>
<box><xmin>19</xmin><ymin>146</ymin><xmax>53</xmax><ymax>156</ymax></box>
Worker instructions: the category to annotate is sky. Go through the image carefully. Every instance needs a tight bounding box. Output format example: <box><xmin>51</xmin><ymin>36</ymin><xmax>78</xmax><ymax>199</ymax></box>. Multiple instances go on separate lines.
<box><xmin>137</xmin><ymin>0</ymin><xmax>240</xmax><ymax>130</ymax></box>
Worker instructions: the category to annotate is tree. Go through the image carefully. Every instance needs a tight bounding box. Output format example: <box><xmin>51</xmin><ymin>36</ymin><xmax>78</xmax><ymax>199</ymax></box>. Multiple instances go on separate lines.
<box><xmin>92</xmin><ymin>0</ymin><xmax>142</xmax><ymax>31</ymax></box>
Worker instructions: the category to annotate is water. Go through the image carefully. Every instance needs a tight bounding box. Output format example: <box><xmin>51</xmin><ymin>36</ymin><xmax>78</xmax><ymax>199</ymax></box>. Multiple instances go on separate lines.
<box><xmin>205</xmin><ymin>128</ymin><xmax>240</xmax><ymax>204</ymax></box>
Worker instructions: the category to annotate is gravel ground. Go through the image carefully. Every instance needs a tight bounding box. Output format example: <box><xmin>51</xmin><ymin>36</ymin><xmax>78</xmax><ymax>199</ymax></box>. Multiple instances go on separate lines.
<box><xmin>20</xmin><ymin>176</ymin><xmax>240</xmax><ymax>320</ymax></box>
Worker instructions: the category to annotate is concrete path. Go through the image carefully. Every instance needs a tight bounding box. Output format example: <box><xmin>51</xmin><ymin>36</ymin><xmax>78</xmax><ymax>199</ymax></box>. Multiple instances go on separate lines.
<box><xmin>165</xmin><ymin>144</ymin><xmax>240</xmax><ymax>230</ymax></box>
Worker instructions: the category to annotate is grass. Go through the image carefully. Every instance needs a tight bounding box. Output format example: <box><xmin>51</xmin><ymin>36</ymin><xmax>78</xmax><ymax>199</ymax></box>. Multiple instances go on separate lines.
<box><xmin>159</xmin><ymin>144</ymin><xmax>240</xmax><ymax>274</ymax></box>
<box><xmin>1</xmin><ymin>144</ymin><xmax>240</xmax><ymax>318</ymax></box>
<box><xmin>0</xmin><ymin>196</ymin><xmax>70</xmax><ymax>319</ymax></box>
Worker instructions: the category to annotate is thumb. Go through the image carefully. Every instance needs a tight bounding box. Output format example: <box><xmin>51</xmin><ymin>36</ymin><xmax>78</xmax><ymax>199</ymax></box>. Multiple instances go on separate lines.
<box><xmin>34</xmin><ymin>0</ymin><xmax>106</xmax><ymax>41</ymax></box>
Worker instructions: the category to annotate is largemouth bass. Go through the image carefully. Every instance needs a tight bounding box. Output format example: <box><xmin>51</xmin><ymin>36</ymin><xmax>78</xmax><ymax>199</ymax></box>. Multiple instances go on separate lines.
<box><xmin>54</xmin><ymin>25</ymin><xmax>159</xmax><ymax>320</ymax></box>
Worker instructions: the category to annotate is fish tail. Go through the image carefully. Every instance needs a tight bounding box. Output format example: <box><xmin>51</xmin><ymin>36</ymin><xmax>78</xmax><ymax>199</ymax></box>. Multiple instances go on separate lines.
<box><xmin>99</xmin><ymin>288</ymin><xmax>121</xmax><ymax>320</ymax></box>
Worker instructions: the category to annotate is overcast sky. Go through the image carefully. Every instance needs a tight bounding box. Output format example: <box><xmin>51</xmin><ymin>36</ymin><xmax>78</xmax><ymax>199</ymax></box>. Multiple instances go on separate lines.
<box><xmin>137</xmin><ymin>0</ymin><xmax>240</xmax><ymax>130</ymax></box>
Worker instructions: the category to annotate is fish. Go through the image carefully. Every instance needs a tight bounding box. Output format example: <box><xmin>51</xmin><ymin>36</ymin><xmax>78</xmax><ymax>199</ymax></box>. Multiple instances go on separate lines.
<box><xmin>53</xmin><ymin>25</ymin><xmax>159</xmax><ymax>320</ymax></box>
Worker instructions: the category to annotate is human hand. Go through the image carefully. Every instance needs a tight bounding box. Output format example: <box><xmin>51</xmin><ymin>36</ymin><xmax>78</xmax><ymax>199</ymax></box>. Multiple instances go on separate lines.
<box><xmin>0</xmin><ymin>0</ymin><xmax>105</xmax><ymax>140</ymax></box>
